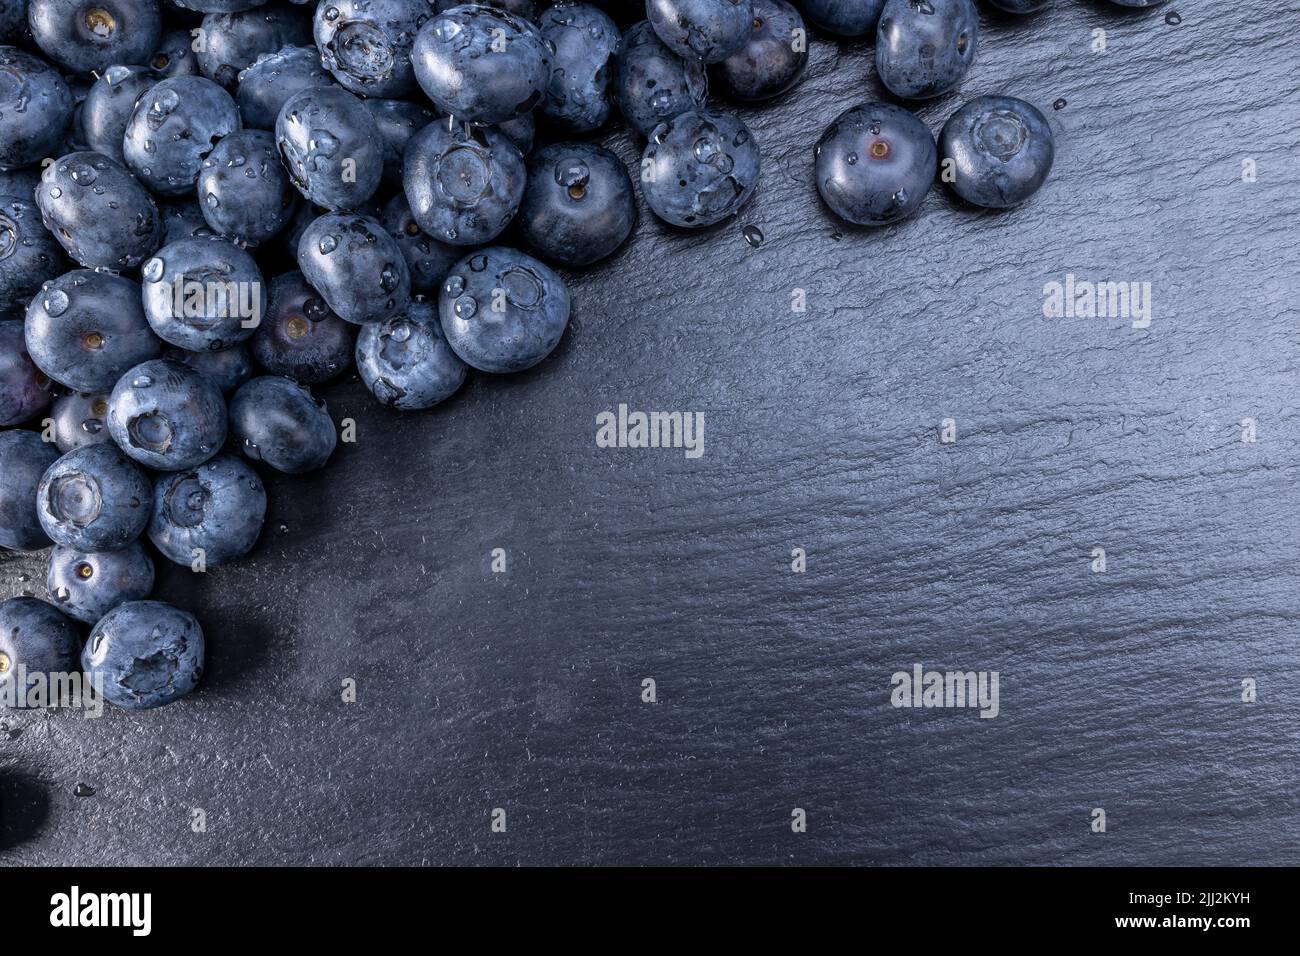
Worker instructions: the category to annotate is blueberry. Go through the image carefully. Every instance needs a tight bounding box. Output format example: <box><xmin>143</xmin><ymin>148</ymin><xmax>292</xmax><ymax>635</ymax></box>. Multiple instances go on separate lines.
<box><xmin>28</xmin><ymin>0</ymin><xmax>162</xmax><ymax>75</ymax></box>
<box><xmin>149</xmin><ymin>452</ymin><xmax>266</xmax><ymax>566</ymax></box>
<box><xmin>297</xmin><ymin>211</ymin><xmax>410</xmax><ymax>325</ymax></box>
<box><xmin>439</xmin><ymin>246</ymin><xmax>569</xmax><ymax>373</ymax></box>
<box><xmin>363</xmin><ymin>97</ymin><xmax>435</xmax><ymax>182</ymax></box>
<box><xmin>0</xmin><ymin>46</ymin><xmax>74</xmax><ymax>170</ymax></box>
<box><xmin>519</xmin><ymin>142</ymin><xmax>634</xmax><ymax>266</ymax></box>
<box><xmin>251</xmin><ymin>270</ymin><xmax>354</xmax><ymax>383</ymax></box>
<box><xmin>314</xmin><ymin>0</ymin><xmax>427</xmax><ymax>97</ymax></box>
<box><xmin>0</xmin><ymin>318</ymin><xmax>51</xmax><ymax>425</ymax></box>
<box><xmin>613</xmin><ymin>21</ymin><xmax>707</xmax><ymax>138</ymax></box>
<box><xmin>196</xmin><ymin>129</ymin><xmax>296</xmax><ymax>246</ymax></box>
<box><xmin>496</xmin><ymin>109</ymin><xmax>535</xmax><ymax>155</ymax></box>
<box><xmin>236</xmin><ymin>44</ymin><xmax>334</xmax><ymax>131</ymax></box>
<box><xmin>647</xmin><ymin>0</ymin><xmax>753</xmax><ymax>64</ymax></box>
<box><xmin>197</xmin><ymin>7</ymin><xmax>309</xmax><ymax>90</ymax></box>
<box><xmin>380</xmin><ymin>193</ymin><xmax>460</xmax><ymax>296</ymax></box>
<box><xmin>641</xmin><ymin>109</ymin><xmax>760</xmax><ymax>228</ymax></box>
<box><xmin>82</xmin><ymin>600</ymin><xmax>204</xmax><ymax>709</ymax></box>
<box><xmin>0</xmin><ymin>429</ymin><xmax>59</xmax><ymax>550</ymax></box>
<box><xmin>229</xmin><ymin>374</ymin><xmax>336</xmax><ymax>472</ymax></box>
<box><xmin>47</xmin><ymin>542</ymin><xmax>154</xmax><ymax>624</ymax></box>
<box><xmin>716</xmin><ymin>0</ymin><xmax>807</xmax><ymax>102</ymax></box>
<box><xmin>538</xmin><ymin>3</ymin><xmax>621</xmax><ymax>133</ymax></box>
<box><xmin>107</xmin><ymin>356</ymin><xmax>228</xmax><ymax>469</ymax></box>
<box><xmin>411</xmin><ymin>5</ymin><xmax>552</xmax><ymax>125</ymax></box>
<box><xmin>141</xmin><ymin>236</ymin><xmax>266</xmax><ymax>351</ymax></box>
<box><xmin>800</xmin><ymin>0</ymin><xmax>883</xmax><ymax>34</ymax></box>
<box><xmin>815</xmin><ymin>101</ymin><xmax>934</xmax><ymax>226</ymax></box>
<box><xmin>0</xmin><ymin>597</ymin><xmax>81</xmax><ymax>707</ymax></box>
<box><xmin>987</xmin><ymin>0</ymin><xmax>1050</xmax><ymax>11</ymax></box>
<box><xmin>149</xmin><ymin>28</ymin><xmax>203</xmax><ymax>78</ymax></box>
<box><xmin>36</xmin><ymin>442</ymin><xmax>152</xmax><ymax>551</ymax></box>
<box><xmin>356</xmin><ymin>297</ymin><xmax>467</xmax><ymax>409</ymax></box>
<box><xmin>123</xmin><ymin>75</ymin><xmax>242</xmax><ymax>197</ymax></box>
<box><xmin>0</xmin><ymin>194</ymin><xmax>64</xmax><ymax>317</ymax></box>
<box><xmin>876</xmin><ymin>0</ymin><xmax>977</xmax><ymax>100</ymax></box>
<box><xmin>158</xmin><ymin>198</ymin><xmax>215</xmax><ymax>244</ymax></box>
<box><xmin>35</xmin><ymin>152</ymin><xmax>163</xmax><ymax>271</ymax></box>
<box><xmin>79</xmin><ymin>64</ymin><xmax>157</xmax><ymax>164</ymax></box>
<box><xmin>939</xmin><ymin>95</ymin><xmax>1054</xmax><ymax>208</ymax></box>
<box><xmin>0</xmin><ymin>167</ymin><xmax>41</xmax><ymax>202</ymax></box>
<box><xmin>275</xmin><ymin>85</ymin><xmax>383</xmax><ymax>210</ymax></box>
<box><xmin>24</xmin><ymin>269</ymin><xmax>160</xmax><ymax>391</ymax></box>
<box><xmin>49</xmin><ymin>389</ymin><xmax>112</xmax><ymax>452</ymax></box>
<box><xmin>402</xmin><ymin>120</ymin><xmax>524</xmax><ymax>246</ymax></box>
<box><xmin>164</xmin><ymin>342</ymin><xmax>252</xmax><ymax>394</ymax></box>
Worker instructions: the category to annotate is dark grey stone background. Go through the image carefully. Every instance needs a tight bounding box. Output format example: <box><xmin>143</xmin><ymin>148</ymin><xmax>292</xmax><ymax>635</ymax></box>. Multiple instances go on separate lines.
<box><xmin>3</xmin><ymin>1</ymin><xmax>1299</xmax><ymax>865</ymax></box>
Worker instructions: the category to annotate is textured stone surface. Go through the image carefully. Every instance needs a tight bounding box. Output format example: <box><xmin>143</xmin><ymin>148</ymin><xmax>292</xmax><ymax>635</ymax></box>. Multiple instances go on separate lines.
<box><xmin>3</xmin><ymin>2</ymin><xmax>1299</xmax><ymax>865</ymax></box>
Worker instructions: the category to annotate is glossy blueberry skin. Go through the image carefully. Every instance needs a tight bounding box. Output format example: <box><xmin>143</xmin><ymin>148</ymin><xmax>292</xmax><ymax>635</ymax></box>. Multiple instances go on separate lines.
<box><xmin>642</xmin><ymin>109</ymin><xmax>760</xmax><ymax>228</ymax></box>
<box><xmin>149</xmin><ymin>28</ymin><xmax>203</xmax><ymax>78</ymax></box>
<box><xmin>252</xmin><ymin>270</ymin><xmax>354</xmax><ymax>383</ymax></box>
<box><xmin>314</xmin><ymin>0</ymin><xmax>428</xmax><ymax>97</ymax></box>
<box><xmin>815</xmin><ymin>101</ymin><xmax>933</xmax><ymax>226</ymax></box>
<box><xmin>107</xmin><ymin>357</ymin><xmax>228</xmax><ymax>469</ymax></box>
<box><xmin>149</xmin><ymin>452</ymin><xmax>265</xmax><ymax>566</ymax></box>
<box><xmin>196</xmin><ymin>129</ymin><xmax>296</xmax><ymax>247</ymax></box>
<box><xmin>647</xmin><ymin>0</ymin><xmax>753</xmax><ymax>64</ymax></box>
<box><xmin>0</xmin><ymin>430</ymin><xmax>59</xmax><ymax>550</ymax></box>
<box><xmin>439</xmin><ymin>246</ymin><xmax>570</xmax><ymax>374</ymax></box>
<box><xmin>538</xmin><ymin>3</ymin><xmax>620</xmax><ymax>132</ymax></box>
<box><xmin>49</xmin><ymin>390</ymin><xmax>112</xmax><ymax>452</ymax></box>
<box><xmin>275</xmin><ymin>85</ymin><xmax>383</xmax><ymax>211</ymax></box>
<box><xmin>0</xmin><ymin>320</ymin><xmax>50</xmax><ymax>426</ymax></box>
<box><xmin>716</xmin><ymin>0</ymin><xmax>806</xmax><ymax>101</ymax></box>
<box><xmin>402</xmin><ymin>120</ymin><xmax>525</xmax><ymax>246</ymax></box>
<box><xmin>82</xmin><ymin>600</ymin><xmax>204</xmax><ymax>710</ymax></box>
<box><xmin>35</xmin><ymin>152</ymin><xmax>163</xmax><ymax>271</ymax></box>
<box><xmin>356</xmin><ymin>297</ymin><xmax>467</xmax><ymax>410</ymax></box>
<box><xmin>141</xmin><ymin>236</ymin><xmax>266</xmax><ymax>352</ymax></box>
<box><xmin>229</xmin><ymin>374</ymin><xmax>336</xmax><ymax>472</ymax></box>
<box><xmin>36</xmin><ymin>443</ymin><xmax>151</xmax><ymax>550</ymax></box>
<box><xmin>520</xmin><ymin>143</ymin><xmax>634</xmax><ymax>266</ymax></box>
<box><xmin>28</xmin><ymin>0</ymin><xmax>162</xmax><ymax>75</ymax></box>
<box><xmin>987</xmin><ymin>0</ymin><xmax>1050</xmax><ymax>11</ymax></box>
<box><xmin>0</xmin><ymin>47</ymin><xmax>73</xmax><ymax>171</ymax></box>
<box><xmin>0</xmin><ymin>597</ymin><xmax>81</xmax><ymax>706</ymax></box>
<box><xmin>79</xmin><ymin>64</ymin><xmax>157</xmax><ymax>164</ymax></box>
<box><xmin>198</xmin><ymin>7</ymin><xmax>309</xmax><ymax>90</ymax></box>
<box><xmin>380</xmin><ymin>194</ymin><xmax>460</xmax><ymax>297</ymax></box>
<box><xmin>123</xmin><ymin>75</ymin><xmax>242</xmax><ymax>197</ymax></box>
<box><xmin>164</xmin><ymin>342</ymin><xmax>252</xmax><ymax>394</ymax></box>
<box><xmin>364</xmin><ymin>98</ymin><xmax>435</xmax><ymax>183</ymax></box>
<box><xmin>25</xmin><ymin>270</ymin><xmax>160</xmax><ymax>391</ymax></box>
<box><xmin>411</xmin><ymin>5</ymin><xmax>553</xmax><ymax>126</ymax></box>
<box><xmin>940</xmin><ymin>95</ymin><xmax>1054</xmax><ymax>208</ymax></box>
<box><xmin>0</xmin><ymin>194</ymin><xmax>64</xmax><ymax>316</ymax></box>
<box><xmin>47</xmin><ymin>541</ymin><xmax>154</xmax><ymax>624</ymax></box>
<box><xmin>236</xmin><ymin>44</ymin><xmax>334</xmax><ymax>130</ymax></box>
<box><xmin>800</xmin><ymin>0</ymin><xmax>882</xmax><ymax>35</ymax></box>
<box><xmin>876</xmin><ymin>0</ymin><xmax>977</xmax><ymax>100</ymax></box>
<box><xmin>297</xmin><ymin>212</ymin><xmax>410</xmax><ymax>325</ymax></box>
<box><xmin>613</xmin><ymin>21</ymin><xmax>707</xmax><ymax>138</ymax></box>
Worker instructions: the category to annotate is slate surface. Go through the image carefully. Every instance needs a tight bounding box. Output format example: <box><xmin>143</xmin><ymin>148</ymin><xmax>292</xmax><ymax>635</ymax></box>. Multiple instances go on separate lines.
<box><xmin>3</xmin><ymin>1</ymin><xmax>1299</xmax><ymax>866</ymax></box>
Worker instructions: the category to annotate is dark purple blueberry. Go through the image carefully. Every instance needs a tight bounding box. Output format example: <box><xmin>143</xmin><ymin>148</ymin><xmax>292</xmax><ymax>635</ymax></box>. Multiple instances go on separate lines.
<box><xmin>641</xmin><ymin>109</ymin><xmax>760</xmax><ymax>228</ymax></box>
<box><xmin>48</xmin><ymin>389</ymin><xmax>112</xmax><ymax>452</ymax></box>
<box><xmin>715</xmin><ymin>0</ymin><xmax>807</xmax><ymax>102</ymax></box>
<box><xmin>297</xmin><ymin>212</ymin><xmax>409</xmax><ymax>324</ymax></box>
<box><xmin>28</xmin><ymin>0</ymin><xmax>162</xmax><ymax>75</ymax></box>
<box><xmin>123</xmin><ymin>75</ymin><xmax>242</xmax><ymax>197</ymax></box>
<box><xmin>613</xmin><ymin>20</ymin><xmax>707</xmax><ymax>138</ymax></box>
<box><xmin>0</xmin><ymin>46</ymin><xmax>74</xmax><ymax>170</ymax></box>
<box><xmin>47</xmin><ymin>542</ymin><xmax>154</xmax><ymax>624</ymax></box>
<box><xmin>236</xmin><ymin>44</ymin><xmax>335</xmax><ymax>130</ymax></box>
<box><xmin>158</xmin><ymin>199</ymin><xmax>216</xmax><ymax>245</ymax></box>
<box><xmin>814</xmin><ymin>101</ymin><xmax>934</xmax><ymax>225</ymax></box>
<box><xmin>379</xmin><ymin>193</ymin><xmax>460</xmax><ymax>296</ymax></box>
<box><xmin>876</xmin><ymin>0</ymin><xmax>977</xmax><ymax>100</ymax></box>
<box><xmin>538</xmin><ymin>2</ymin><xmax>620</xmax><ymax>133</ymax></box>
<box><xmin>356</xmin><ymin>297</ymin><xmax>467</xmax><ymax>410</ymax></box>
<box><xmin>36</xmin><ymin>442</ymin><xmax>152</xmax><ymax>551</ymax></box>
<box><xmin>364</xmin><ymin>97</ymin><xmax>435</xmax><ymax>182</ymax></box>
<box><xmin>0</xmin><ymin>193</ymin><xmax>64</xmax><ymax>316</ymax></box>
<box><xmin>647</xmin><ymin>0</ymin><xmax>752</xmax><ymax>64</ymax></box>
<box><xmin>149</xmin><ymin>28</ymin><xmax>203</xmax><ymax>77</ymax></box>
<box><xmin>79</xmin><ymin>64</ymin><xmax>157</xmax><ymax>164</ymax></box>
<box><xmin>939</xmin><ymin>95</ymin><xmax>1054</xmax><ymax>208</ymax></box>
<box><xmin>164</xmin><ymin>342</ymin><xmax>253</xmax><ymax>394</ymax></box>
<box><xmin>148</xmin><ymin>452</ymin><xmax>266</xmax><ymax>566</ymax></box>
<box><xmin>402</xmin><ymin>119</ymin><xmax>524</xmax><ymax>246</ymax></box>
<box><xmin>197</xmin><ymin>128</ymin><xmax>296</xmax><ymax>246</ymax></box>
<box><xmin>229</xmin><ymin>374</ymin><xmax>336</xmax><ymax>472</ymax></box>
<box><xmin>141</xmin><ymin>236</ymin><xmax>266</xmax><ymax>351</ymax></box>
<box><xmin>82</xmin><ymin>600</ymin><xmax>204</xmax><ymax>710</ymax></box>
<box><xmin>35</xmin><ymin>152</ymin><xmax>163</xmax><ymax>271</ymax></box>
<box><xmin>251</xmin><ymin>270</ymin><xmax>354</xmax><ymax>383</ymax></box>
<box><xmin>0</xmin><ymin>597</ymin><xmax>81</xmax><ymax>707</ymax></box>
<box><xmin>520</xmin><ymin>142</ymin><xmax>634</xmax><ymax>266</ymax></box>
<box><xmin>0</xmin><ymin>318</ymin><xmax>51</xmax><ymax>426</ymax></box>
<box><xmin>197</xmin><ymin>7</ymin><xmax>310</xmax><ymax>90</ymax></box>
<box><xmin>275</xmin><ymin>85</ymin><xmax>383</xmax><ymax>210</ymax></box>
<box><xmin>0</xmin><ymin>429</ymin><xmax>59</xmax><ymax>550</ymax></box>
<box><xmin>314</xmin><ymin>0</ymin><xmax>428</xmax><ymax>97</ymax></box>
<box><xmin>800</xmin><ymin>0</ymin><xmax>883</xmax><ymax>36</ymax></box>
<box><xmin>107</xmin><ymin>356</ymin><xmax>228</xmax><ymax>469</ymax></box>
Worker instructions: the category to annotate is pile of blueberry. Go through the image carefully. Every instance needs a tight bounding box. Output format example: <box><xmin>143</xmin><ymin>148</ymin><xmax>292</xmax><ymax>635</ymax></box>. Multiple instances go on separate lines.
<box><xmin>1</xmin><ymin>0</ymin><xmax>1167</xmax><ymax>712</ymax></box>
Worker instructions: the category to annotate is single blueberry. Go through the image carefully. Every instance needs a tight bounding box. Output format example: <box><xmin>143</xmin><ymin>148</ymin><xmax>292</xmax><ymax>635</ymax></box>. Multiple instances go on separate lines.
<box><xmin>0</xmin><ymin>429</ymin><xmax>59</xmax><ymax>550</ymax></box>
<box><xmin>519</xmin><ymin>142</ymin><xmax>635</xmax><ymax>266</ymax></box>
<box><xmin>411</xmin><ymin>5</ymin><xmax>552</xmax><ymax>125</ymax></box>
<box><xmin>107</xmin><ymin>356</ymin><xmax>228</xmax><ymax>469</ymax></box>
<box><xmin>815</xmin><ymin>101</ymin><xmax>934</xmax><ymax>226</ymax></box>
<box><xmin>197</xmin><ymin>129</ymin><xmax>297</xmax><ymax>247</ymax></box>
<box><xmin>314</xmin><ymin>0</ymin><xmax>428</xmax><ymax>97</ymax></box>
<box><xmin>149</xmin><ymin>452</ymin><xmax>266</xmax><ymax>566</ymax></box>
<box><xmin>28</xmin><ymin>0</ymin><xmax>162</xmax><ymax>75</ymax></box>
<box><xmin>0</xmin><ymin>46</ymin><xmax>74</xmax><ymax>170</ymax></box>
<box><xmin>438</xmin><ymin>246</ymin><xmax>570</xmax><ymax>374</ymax></box>
<box><xmin>236</xmin><ymin>44</ymin><xmax>334</xmax><ymax>131</ymax></box>
<box><xmin>35</xmin><ymin>151</ymin><xmax>163</xmax><ymax>271</ymax></box>
<box><xmin>229</xmin><ymin>374</ymin><xmax>337</xmax><ymax>473</ymax></box>
<box><xmin>0</xmin><ymin>193</ymin><xmax>64</xmax><ymax>316</ymax></box>
<box><xmin>297</xmin><ymin>211</ymin><xmax>410</xmax><ymax>325</ymax></box>
<box><xmin>538</xmin><ymin>2</ymin><xmax>621</xmax><ymax>133</ymax></box>
<box><xmin>613</xmin><ymin>21</ymin><xmax>708</xmax><ymax>138</ymax></box>
<box><xmin>79</xmin><ymin>64</ymin><xmax>157</xmax><ymax>164</ymax></box>
<box><xmin>715</xmin><ymin>0</ymin><xmax>807</xmax><ymax>102</ymax></box>
<box><xmin>36</xmin><ymin>442</ymin><xmax>152</xmax><ymax>551</ymax></box>
<box><xmin>642</xmin><ymin>109</ymin><xmax>760</xmax><ymax>228</ymax></box>
<box><xmin>496</xmin><ymin>109</ymin><xmax>535</xmax><ymax>155</ymax></box>
<box><xmin>149</xmin><ymin>28</ymin><xmax>203</xmax><ymax>78</ymax></box>
<box><xmin>24</xmin><ymin>269</ymin><xmax>160</xmax><ymax>391</ymax></box>
<box><xmin>275</xmin><ymin>85</ymin><xmax>383</xmax><ymax>210</ymax></box>
<box><xmin>363</xmin><ymin>97</ymin><xmax>435</xmax><ymax>182</ymax></box>
<box><xmin>876</xmin><ymin>0</ymin><xmax>977</xmax><ymax>100</ymax></box>
<box><xmin>48</xmin><ymin>389</ymin><xmax>113</xmax><ymax>452</ymax></box>
<box><xmin>123</xmin><ymin>75</ymin><xmax>242</xmax><ymax>197</ymax></box>
<box><xmin>1</xmin><ymin>319</ymin><xmax>51</xmax><ymax>426</ymax></box>
<box><xmin>380</xmin><ymin>193</ymin><xmax>460</xmax><ymax>296</ymax></box>
<box><xmin>164</xmin><ymin>342</ymin><xmax>253</xmax><ymax>395</ymax></box>
<box><xmin>82</xmin><ymin>600</ymin><xmax>204</xmax><ymax>710</ymax></box>
<box><xmin>939</xmin><ymin>95</ymin><xmax>1054</xmax><ymax>208</ymax></box>
<box><xmin>197</xmin><ymin>7</ymin><xmax>310</xmax><ymax>90</ymax></box>
<box><xmin>140</xmin><ymin>236</ymin><xmax>267</xmax><ymax>351</ymax></box>
<box><xmin>252</xmin><ymin>270</ymin><xmax>355</xmax><ymax>383</ymax></box>
<box><xmin>799</xmin><ymin>0</ymin><xmax>884</xmax><ymax>35</ymax></box>
<box><xmin>402</xmin><ymin>119</ymin><xmax>525</xmax><ymax>246</ymax></box>
<box><xmin>356</xmin><ymin>297</ymin><xmax>467</xmax><ymax>410</ymax></box>
<box><xmin>0</xmin><ymin>597</ymin><xmax>81</xmax><ymax>708</ymax></box>
<box><xmin>647</xmin><ymin>0</ymin><xmax>753</xmax><ymax>64</ymax></box>
<box><xmin>47</xmin><ymin>542</ymin><xmax>154</xmax><ymax>624</ymax></box>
